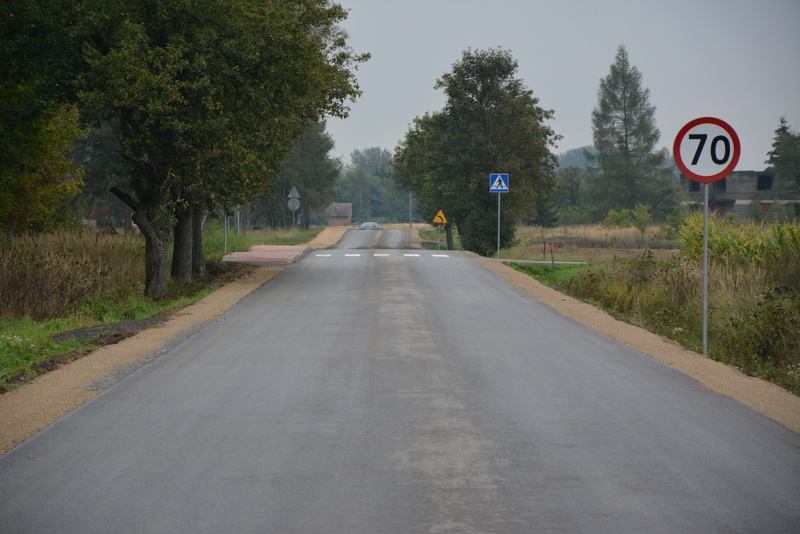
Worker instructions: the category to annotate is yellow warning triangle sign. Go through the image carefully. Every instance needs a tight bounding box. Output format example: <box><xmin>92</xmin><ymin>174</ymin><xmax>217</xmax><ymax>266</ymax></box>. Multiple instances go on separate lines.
<box><xmin>432</xmin><ymin>210</ymin><xmax>447</xmax><ymax>224</ymax></box>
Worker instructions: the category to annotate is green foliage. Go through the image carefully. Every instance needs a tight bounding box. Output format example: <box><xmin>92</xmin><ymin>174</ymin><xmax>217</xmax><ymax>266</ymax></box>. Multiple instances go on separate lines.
<box><xmin>557</xmin><ymin>146</ymin><xmax>594</xmax><ymax>168</ymax></box>
<box><xmin>519</xmin><ymin>249</ymin><xmax>800</xmax><ymax>394</ymax></box>
<box><xmin>0</xmin><ymin>86</ymin><xmax>86</xmax><ymax>232</ymax></box>
<box><xmin>0</xmin><ymin>319</ymin><xmax>89</xmax><ymax>389</ymax></box>
<box><xmin>631</xmin><ymin>203</ymin><xmax>653</xmax><ymax>236</ymax></box>
<box><xmin>0</xmin><ymin>224</ymin><xmax>318</xmax><ymax>390</ymax></box>
<box><xmin>513</xmin><ymin>263</ymin><xmax>587</xmax><ymax>288</ymax></box>
<box><xmin>662</xmin><ymin>209</ymin><xmax>686</xmax><ymax>238</ymax></box>
<box><xmin>678</xmin><ymin>213</ymin><xmax>800</xmax><ymax>282</ymax></box>
<box><xmin>601</xmin><ymin>208</ymin><xmax>633</xmax><ymax>229</ymax></box>
<box><xmin>765</xmin><ymin>116</ymin><xmax>800</xmax><ymax>184</ymax></box>
<box><xmin>253</xmin><ymin>121</ymin><xmax>341</xmax><ymax>229</ymax></box>
<box><xmin>393</xmin><ymin>48</ymin><xmax>559</xmax><ymax>254</ymax></box>
<box><xmin>201</xmin><ymin>223</ymin><xmax>322</xmax><ymax>260</ymax></box>
<box><xmin>335</xmin><ymin>147</ymin><xmax>410</xmax><ymax>223</ymax></box>
<box><xmin>555</xmin><ymin>166</ymin><xmax>586</xmax><ymax>208</ymax></box>
<box><xmin>516</xmin><ymin>216</ymin><xmax>800</xmax><ymax>394</ymax></box>
<box><xmin>350</xmin><ymin>147</ymin><xmax>393</xmax><ymax>179</ymax></box>
<box><xmin>586</xmin><ymin>45</ymin><xmax>675</xmax><ymax>218</ymax></box>
<box><xmin>3</xmin><ymin>0</ymin><xmax>368</xmax><ymax>296</ymax></box>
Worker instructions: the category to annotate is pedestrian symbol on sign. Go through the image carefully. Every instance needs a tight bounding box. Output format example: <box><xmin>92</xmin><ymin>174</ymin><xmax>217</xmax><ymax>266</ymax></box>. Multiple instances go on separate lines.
<box><xmin>489</xmin><ymin>173</ymin><xmax>509</xmax><ymax>193</ymax></box>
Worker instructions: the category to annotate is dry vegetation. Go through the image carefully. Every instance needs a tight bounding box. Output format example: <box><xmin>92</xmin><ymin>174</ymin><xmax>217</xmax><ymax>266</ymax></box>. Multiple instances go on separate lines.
<box><xmin>510</xmin><ymin>224</ymin><xmax>679</xmax><ymax>262</ymax></box>
<box><xmin>0</xmin><ymin>230</ymin><xmax>145</xmax><ymax>320</ymax></box>
<box><xmin>510</xmin><ymin>219</ymin><xmax>800</xmax><ymax>395</ymax></box>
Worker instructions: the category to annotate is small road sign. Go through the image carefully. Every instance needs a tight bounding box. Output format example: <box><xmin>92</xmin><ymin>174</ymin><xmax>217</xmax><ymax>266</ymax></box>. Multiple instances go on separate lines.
<box><xmin>673</xmin><ymin>117</ymin><xmax>740</xmax><ymax>183</ymax></box>
<box><xmin>288</xmin><ymin>186</ymin><xmax>301</xmax><ymax>199</ymax></box>
<box><xmin>432</xmin><ymin>210</ymin><xmax>447</xmax><ymax>224</ymax></box>
<box><xmin>489</xmin><ymin>173</ymin><xmax>509</xmax><ymax>193</ymax></box>
<box><xmin>288</xmin><ymin>198</ymin><xmax>300</xmax><ymax>211</ymax></box>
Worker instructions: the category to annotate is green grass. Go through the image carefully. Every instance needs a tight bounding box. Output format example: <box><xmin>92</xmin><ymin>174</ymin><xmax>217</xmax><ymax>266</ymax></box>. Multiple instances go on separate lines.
<box><xmin>202</xmin><ymin>224</ymin><xmax>324</xmax><ymax>260</ymax></box>
<box><xmin>419</xmin><ymin>227</ymin><xmax>461</xmax><ymax>250</ymax></box>
<box><xmin>0</xmin><ymin>225</ymin><xmax>318</xmax><ymax>392</ymax></box>
<box><xmin>512</xmin><ymin>263</ymin><xmax>588</xmax><ymax>288</ymax></box>
<box><xmin>512</xmin><ymin>252</ymin><xmax>800</xmax><ymax>396</ymax></box>
<box><xmin>0</xmin><ymin>318</ymin><xmax>96</xmax><ymax>388</ymax></box>
<box><xmin>0</xmin><ymin>281</ymin><xmax>223</xmax><ymax>392</ymax></box>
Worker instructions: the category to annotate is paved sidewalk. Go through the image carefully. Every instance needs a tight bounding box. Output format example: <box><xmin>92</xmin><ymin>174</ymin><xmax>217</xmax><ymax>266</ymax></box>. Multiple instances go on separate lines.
<box><xmin>222</xmin><ymin>245</ymin><xmax>309</xmax><ymax>265</ymax></box>
<box><xmin>221</xmin><ymin>226</ymin><xmax>350</xmax><ymax>265</ymax></box>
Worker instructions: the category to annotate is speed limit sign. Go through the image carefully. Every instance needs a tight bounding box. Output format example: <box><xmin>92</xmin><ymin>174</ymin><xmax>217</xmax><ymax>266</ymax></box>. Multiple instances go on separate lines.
<box><xmin>673</xmin><ymin>117</ymin><xmax>740</xmax><ymax>183</ymax></box>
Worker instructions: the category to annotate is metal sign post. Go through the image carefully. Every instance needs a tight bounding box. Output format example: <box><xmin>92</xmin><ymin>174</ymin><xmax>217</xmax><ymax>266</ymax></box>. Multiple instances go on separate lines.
<box><xmin>288</xmin><ymin>187</ymin><xmax>301</xmax><ymax>229</ymax></box>
<box><xmin>432</xmin><ymin>210</ymin><xmax>447</xmax><ymax>250</ymax></box>
<box><xmin>489</xmin><ymin>174</ymin><xmax>509</xmax><ymax>259</ymax></box>
<box><xmin>673</xmin><ymin>117</ymin><xmax>740</xmax><ymax>355</ymax></box>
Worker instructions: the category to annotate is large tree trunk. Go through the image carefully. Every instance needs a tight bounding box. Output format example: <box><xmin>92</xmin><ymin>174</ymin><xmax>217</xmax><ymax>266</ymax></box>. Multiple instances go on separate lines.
<box><xmin>191</xmin><ymin>206</ymin><xmax>204</xmax><ymax>277</ymax></box>
<box><xmin>133</xmin><ymin>210</ymin><xmax>169</xmax><ymax>298</ymax></box>
<box><xmin>122</xmin><ymin>203</ymin><xmax>134</xmax><ymax>234</ymax></box>
<box><xmin>446</xmin><ymin>224</ymin><xmax>455</xmax><ymax>250</ymax></box>
<box><xmin>171</xmin><ymin>207</ymin><xmax>193</xmax><ymax>285</ymax></box>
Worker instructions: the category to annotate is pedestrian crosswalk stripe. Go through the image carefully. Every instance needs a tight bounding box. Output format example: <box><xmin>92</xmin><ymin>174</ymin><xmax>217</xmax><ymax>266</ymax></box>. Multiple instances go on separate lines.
<box><xmin>314</xmin><ymin>252</ymin><xmax>451</xmax><ymax>259</ymax></box>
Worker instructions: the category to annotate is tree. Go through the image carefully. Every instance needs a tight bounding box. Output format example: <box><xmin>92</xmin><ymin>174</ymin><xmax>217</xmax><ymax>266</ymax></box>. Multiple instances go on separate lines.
<box><xmin>557</xmin><ymin>146</ymin><xmax>594</xmax><ymax>168</ymax></box>
<box><xmin>3</xmin><ymin>0</ymin><xmax>368</xmax><ymax>295</ymax></box>
<box><xmin>337</xmin><ymin>147</ymin><xmax>409</xmax><ymax>223</ymax></box>
<box><xmin>587</xmin><ymin>45</ymin><xmax>674</xmax><ymax>219</ymax></box>
<box><xmin>766</xmin><ymin>117</ymin><xmax>800</xmax><ymax>186</ymax></box>
<box><xmin>277</xmin><ymin>120</ymin><xmax>341</xmax><ymax>228</ymax></box>
<box><xmin>0</xmin><ymin>82</ymin><xmax>85</xmax><ymax>233</ymax></box>
<box><xmin>393</xmin><ymin>48</ymin><xmax>559</xmax><ymax>254</ymax></box>
<box><xmin>350</xmin><ymin>147</ymin><xmax>392</xmax><ymax>179</ymax></box>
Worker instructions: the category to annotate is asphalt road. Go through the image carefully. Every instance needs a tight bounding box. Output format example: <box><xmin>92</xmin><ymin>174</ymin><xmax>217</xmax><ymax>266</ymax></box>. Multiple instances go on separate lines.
<box><xmin>1</xmin><ymin>229</ymin><xmax>799</xmax><ymax>533</ymax></box>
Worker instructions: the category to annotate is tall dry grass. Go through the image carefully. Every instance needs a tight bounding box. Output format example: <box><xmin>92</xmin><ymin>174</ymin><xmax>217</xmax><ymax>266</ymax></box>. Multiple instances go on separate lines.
<box><xmin>511</xmin><ymin>224</ymin><xmax>678</xmax><ymax>262</ymax></box>
<box><xmin>536</xmin><ymin>218</ymin><xmax>800</xmax><ymax>393</ymax></box>
<box><xmin>0</xmin><ymin>230</ymin><xmax>144</xmax><ymax>320</ymax></box>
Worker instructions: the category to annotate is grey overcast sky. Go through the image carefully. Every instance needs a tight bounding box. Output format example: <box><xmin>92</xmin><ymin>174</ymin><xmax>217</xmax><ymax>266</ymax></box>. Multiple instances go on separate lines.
<box><xmin>325</xmin><ymin>0</ymin><xmax>800</xmax><ymax>171</ymax></box>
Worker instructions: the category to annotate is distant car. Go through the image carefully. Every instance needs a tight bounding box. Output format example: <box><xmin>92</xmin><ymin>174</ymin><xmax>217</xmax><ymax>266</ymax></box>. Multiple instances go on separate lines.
<box><xmin>358</xmin><ymin>222</ymin><xmax>382</xmax><ymax>230</ymax></box>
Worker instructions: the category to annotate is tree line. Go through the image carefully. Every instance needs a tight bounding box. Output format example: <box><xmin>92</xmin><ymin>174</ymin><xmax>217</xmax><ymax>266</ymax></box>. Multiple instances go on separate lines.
<box><xmin>391</xmin><ymin>45</ymin><xmax>800</xmax><ymax>252</ymax></box>
<box><xmin>1</xmin><ymin>0</ymin><xmax>368</xmax><ymax>296</ymax></box>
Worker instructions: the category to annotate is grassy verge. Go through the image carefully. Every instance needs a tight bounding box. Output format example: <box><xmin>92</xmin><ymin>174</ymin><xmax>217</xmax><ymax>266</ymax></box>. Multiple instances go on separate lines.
<box><xmin>418</xmin><ymin>227</ymin><xmax>461</xmax><ymax>250</ymax></box>
<box><xmin>0</xmin><ymin>225</ymin><xmax>319</xmax><ymax>392</ymax></box>
<box><xmin>511</xmin><ymin>244</ymin><xmax>800</xmax><ymax>396</ymax></box>
<box><xmin>202</xmin><ymin>224</ymin><xmax>323</xmax><ymax>260</ymax></box>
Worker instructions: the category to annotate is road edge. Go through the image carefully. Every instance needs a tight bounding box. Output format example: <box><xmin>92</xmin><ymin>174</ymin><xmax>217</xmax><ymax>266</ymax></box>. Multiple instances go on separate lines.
<box><xmin>477</xmin><ymin>258</ymin><xmax>800</xmax><ymax>434</ymax></box>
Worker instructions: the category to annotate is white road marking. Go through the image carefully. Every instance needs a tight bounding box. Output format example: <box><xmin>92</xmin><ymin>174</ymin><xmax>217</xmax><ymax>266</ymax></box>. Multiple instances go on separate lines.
<box><xmin>403</xmin><ymin>254</ymin><xmax>421</xmax><ymax>257</ymax></box>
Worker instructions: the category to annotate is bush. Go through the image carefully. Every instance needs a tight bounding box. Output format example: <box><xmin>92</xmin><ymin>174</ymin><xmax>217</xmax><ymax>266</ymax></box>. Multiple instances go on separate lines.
<box><xmin>600</xmin><ymin>208</ymin><xmax>632</xmax><ymax>229</ymax></box>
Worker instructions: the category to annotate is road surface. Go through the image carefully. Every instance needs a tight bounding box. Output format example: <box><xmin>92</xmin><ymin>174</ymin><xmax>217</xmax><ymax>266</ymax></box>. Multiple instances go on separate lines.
<box><xmin>1</xmin><ymin>228</ymin><xmax>799</xmax><ymax>533</ymax></box>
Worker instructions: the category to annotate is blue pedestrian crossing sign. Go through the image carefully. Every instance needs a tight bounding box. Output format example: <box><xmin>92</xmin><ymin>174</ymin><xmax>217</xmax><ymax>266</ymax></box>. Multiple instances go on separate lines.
<box><xmin>489</xmin><ymin>173</ymin><xmax>509</xmax><ymax>193</ymax></box>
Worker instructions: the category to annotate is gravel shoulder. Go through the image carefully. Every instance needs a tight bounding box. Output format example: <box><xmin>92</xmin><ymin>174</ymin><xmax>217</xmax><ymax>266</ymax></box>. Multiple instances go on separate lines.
<box><xmin>1</xmin><ymin>226</ymin><xmax>796</xmax><ymax>454</ymax></box>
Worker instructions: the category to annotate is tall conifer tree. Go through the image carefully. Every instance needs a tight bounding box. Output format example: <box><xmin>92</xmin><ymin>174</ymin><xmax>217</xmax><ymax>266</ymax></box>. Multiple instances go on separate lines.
<box><xmin>586</xmin><ymin>45</ymin><xmax>674</xmax><ymax>218</ymax></box>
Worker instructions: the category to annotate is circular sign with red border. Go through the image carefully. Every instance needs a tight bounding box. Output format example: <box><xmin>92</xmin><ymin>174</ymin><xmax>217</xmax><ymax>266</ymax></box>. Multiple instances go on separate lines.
<box><xmin>673</xmin><ymin>117</ymin><xmax>740</xmax><ymax>183</ymax></box>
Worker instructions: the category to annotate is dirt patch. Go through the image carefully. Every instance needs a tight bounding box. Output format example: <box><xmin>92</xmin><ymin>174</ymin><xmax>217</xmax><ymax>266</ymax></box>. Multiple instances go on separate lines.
<box><xmin>52</xmin><ymin>318</ymin><xmax>170</xmax><ymax>343</ymax></box>
<box><xmin>1</xmin><ymin>226</ymin><xmax>796</xmax><ymax>455</ymax></box>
